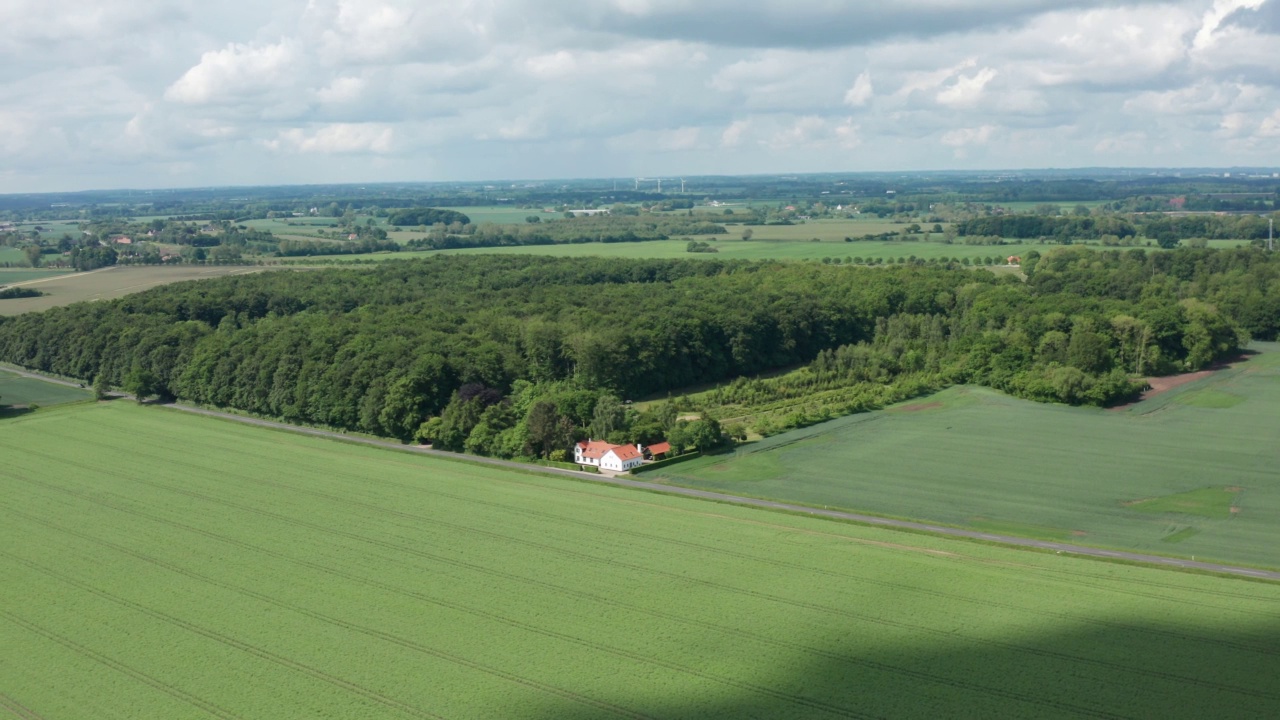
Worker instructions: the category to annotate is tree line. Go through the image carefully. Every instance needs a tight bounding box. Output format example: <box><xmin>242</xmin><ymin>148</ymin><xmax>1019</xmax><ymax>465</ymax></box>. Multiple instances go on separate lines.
<box><xmin>0</xmin><ymin>250</ymin><xmax>1270</xmax><ymax>460</ymax></box>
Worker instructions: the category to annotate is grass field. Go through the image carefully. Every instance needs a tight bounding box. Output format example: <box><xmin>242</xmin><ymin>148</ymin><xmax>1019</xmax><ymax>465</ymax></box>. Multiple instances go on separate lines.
<box><xmin>647</xmin><ymin>343</ymin><xmax>1280</xmax><ymax>570</ymax></box>
<box><xmin>0</xmin><ymin>248</ymin><xmax>28</xmax><ymax>265</ymax></box>
<box><xmin>0</xmin><ymin>266</ymin><xmax>273</xmax><ymax>316</ymax></box>
<box><xmin>0</xmin><ymin>371</ymin><xmax>91</xmax><ymax>409</ymax></box>
<box><xmin>1</xmin><ymin>400</ymin><xmax>1278</xmax><ymax>718</ymax></box>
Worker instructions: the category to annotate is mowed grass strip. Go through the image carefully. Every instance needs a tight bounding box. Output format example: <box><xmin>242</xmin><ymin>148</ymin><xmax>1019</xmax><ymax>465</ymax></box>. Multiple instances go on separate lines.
<box><xmin>2</xmin><ymin>402</ymin><xmax>1280</xmax><ymax>719</ymax></box>
<box><xmin>651</xmin><ymin>343</ymin><xmax>1280</xmax><ymax>569</ymax></box>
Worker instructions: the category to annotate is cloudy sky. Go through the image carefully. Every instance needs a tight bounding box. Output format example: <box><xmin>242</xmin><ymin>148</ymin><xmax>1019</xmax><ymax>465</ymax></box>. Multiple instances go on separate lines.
<box><xmin>2</xmin><ymin>0</ymin><xmax>1279</xmax><ymax>192</ymax></box>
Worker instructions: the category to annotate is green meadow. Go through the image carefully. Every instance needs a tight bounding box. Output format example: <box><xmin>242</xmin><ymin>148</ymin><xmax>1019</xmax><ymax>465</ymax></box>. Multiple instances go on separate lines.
<box><xmin>2</xmin><ymin>400</ymin><xmax>1279</xmax><ymax>718</ymax></box>
<box><xmin>647</xmin><ymin>343</ymin><xmax>1280</xmax><ymax>569</ymax></box>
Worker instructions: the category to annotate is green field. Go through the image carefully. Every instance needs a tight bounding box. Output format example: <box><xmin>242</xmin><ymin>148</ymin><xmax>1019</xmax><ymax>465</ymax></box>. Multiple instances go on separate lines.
<box><xmin>648</xmin><ymin>343</ymin><xmax>1280</xmax><ymax>569</ymax></box>
<box><xmin>436</xmin><ymin>239</ymin><xmax>1039</xmax><ymax>263</ymax></box>
<box><xmin>0</xmin><ymin>371</ymin><xmax>91</xmax><ymax>409</ymax></box>
<box><xmin>0</xmin><ymin>269</ymin><xmax>73</xmax><ymax>284</ymax></box>
<box><xmin>2</xmin><ymin>401</ymin><xmax>1279</xmax><ymax>718</ymax></box>
<box><xmin>0</xmin><ymin>266</ymin><xmax>272</xmax><ymax>316</ymax></box>
<box><xmin>0</xmin><ymin>247</ymin><xmax>28</xmax><ymax>265</ymax></box>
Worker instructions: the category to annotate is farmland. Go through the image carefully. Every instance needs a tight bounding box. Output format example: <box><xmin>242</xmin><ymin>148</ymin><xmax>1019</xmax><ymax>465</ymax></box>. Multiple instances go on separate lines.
<box><xmin>413</xmin><ymin>238</ymin><xmax>1037</xmax><ymax>265</ymax></box>
<box><xmin>0</xmin><ymin>265</ymin><xmax>271</xmax><ymax>315</ymax></box>
<box><xmin>647</xmin><ymin>343</ymin><xmax>1280</xmax><ymax>570</ymax></box>
<box><xmin>1</xmin><ymin>400</ymin><xmax>1279</xmax><ymax>719</ymax></box>
<box><xmin>0</xmin><ymin>269</ymin><xmax>73</xmax><ymax>284</ymax></box>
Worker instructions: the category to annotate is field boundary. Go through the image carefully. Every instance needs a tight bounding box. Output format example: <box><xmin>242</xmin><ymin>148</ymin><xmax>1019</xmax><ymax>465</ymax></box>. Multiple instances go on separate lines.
<box><xmin>4</xmin><ymin>363</ymin><xmax>1279</xmax><ymax>582</ymax></box>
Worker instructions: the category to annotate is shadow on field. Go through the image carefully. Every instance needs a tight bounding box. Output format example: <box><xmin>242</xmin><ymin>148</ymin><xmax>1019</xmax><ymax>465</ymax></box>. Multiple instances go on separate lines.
<box><xmin>501</xmin><ymin>616</ymin><xmax>1280</xmax><ymax>720</ymax></box>
<box><xmin>0</xmin><ymin>406</ymin><xmax>34</xmax><ymax>420</ymax></box>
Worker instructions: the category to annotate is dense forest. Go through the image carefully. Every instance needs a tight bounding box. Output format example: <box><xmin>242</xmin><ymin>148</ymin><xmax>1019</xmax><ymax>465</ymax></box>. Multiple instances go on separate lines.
<box><xmin>0</xmin><ymin>249</ymin><xmax>1273</xmax><ymax>459</ymax></box>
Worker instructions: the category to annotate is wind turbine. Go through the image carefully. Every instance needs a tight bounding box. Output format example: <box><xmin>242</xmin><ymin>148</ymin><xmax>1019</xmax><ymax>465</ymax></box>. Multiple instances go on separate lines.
<box><xmin>680</xmin><ymin>178</ymin><xmax>686</xmax><ymax>193</ymax></box>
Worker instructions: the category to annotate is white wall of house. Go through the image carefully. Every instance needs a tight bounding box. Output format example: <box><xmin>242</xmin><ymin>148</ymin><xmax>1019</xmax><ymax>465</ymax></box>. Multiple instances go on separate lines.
<box><xmin>600</xmin><ymin>451</ymin><xmax>643</xmax><ymax>472</ymax></box>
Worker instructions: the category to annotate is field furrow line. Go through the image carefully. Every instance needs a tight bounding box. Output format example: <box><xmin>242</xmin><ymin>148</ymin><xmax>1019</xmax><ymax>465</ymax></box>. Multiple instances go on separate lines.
<box><xmin>2</xmin><ymin>488</ymin><xmax>1131</xmax><ymax>718</ymax></box>
<box><xmin>0</xmin><ymin>611</ymin><xmax>240</xmax><ymax>720</ymax></box>
<box><xmin>0</xmin><ymin>693</ymin><xmax>45</xmax><ymax>720</ymax></box>
<box><xmin>4</xmin><ymin>479</ymin><xmax>1263</xmax><ymax>710</ymax></box>
<box><xmin>82</xmin><ymin>469</ymin><xmax>1280</xmax><ymax>697</ymax></box>
<box><xmin>304</xmin><ymin>474</ymin><xmax>1280</xmax><ymax>657</ymax></box>
<box><xmin>0</xmin><ymin>555</ymin><xmax>446</xmax><ymax>720</ymax></box>
<box><xmin>0</xmin><ymin>532</ymin><xmax>653</xmax><ymax>720</ymax></box>
<box><xmin>2</xmin><ymin>504</ymin><xmax>865</xmax><ymax>720</ymax></box>
<box><xmin>82</xmin><ymin>430</ymin><xmax>1280</xmax><ymax>617</ymax></box>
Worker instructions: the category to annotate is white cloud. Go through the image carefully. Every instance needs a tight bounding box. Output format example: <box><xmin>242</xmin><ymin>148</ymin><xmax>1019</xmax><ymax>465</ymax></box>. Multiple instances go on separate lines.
<box><xmin>844</xmin><ymin>71</ymin><xmax>873</xmax><ymax>107</ymax></box>
<box><xmin>1193</xmin><ymin>0</ymin><xmax>1267</xmax><ymax>49</ymax></box>
<box><xmin>940</xmin><ymin>125</ymin><xmax>997</xmax><ymax>147</ymax></box>
<box><xmin>165</xmin><ymin>40</ymin><xmax>298</xmax><ymax>104</ymax></box>
<box><xmin>721</xmin><ymin>120</ymin><xmax>749</xmax><ymax>147</ymax></box>
<box><xmin>936</xmin><ymin>67</ymin><xmax>997</xmax><ymax>107</ymax></box>
<box><xmin>270</xmin><ymin>123</ymin><xmax>395</xmax><ymax>153</ymax></box>
<box><xmin>316</xmin><ymin>77</ymin><xmax>366</xmax><ymax>105</ymax></box>
<box><xmin>5</xmin><ymin>0</ymin><xmax>1280</xmax><ymax>192</ymax></box>
<box><xmin>1258</xmin><ymin>110</ymin><xmax>1280</xmax><ymax>137</ymax></box>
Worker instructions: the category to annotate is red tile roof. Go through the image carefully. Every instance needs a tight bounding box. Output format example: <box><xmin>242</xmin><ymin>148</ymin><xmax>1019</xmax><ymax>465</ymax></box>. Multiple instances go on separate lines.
<box><xmin>609</xmin><ymin>445</ymin><xmax>642</xmax><ymax>462</ymax></box>
<box><xmin>576</xmin><ymin>440</ymin><xmax>617</xmax><ymax>460</ymax></box>
<box><xmin>646</xmin><ymin>442</ymin><xmax>671</xmax><ymax>456</ymax></box>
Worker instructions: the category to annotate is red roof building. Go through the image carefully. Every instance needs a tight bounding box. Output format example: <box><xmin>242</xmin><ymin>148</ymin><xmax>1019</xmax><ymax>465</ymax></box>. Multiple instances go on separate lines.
<box><xmin>574</xmin><ymin>440</ymin><xmax>647</xmax><ymax>472</ymax></box>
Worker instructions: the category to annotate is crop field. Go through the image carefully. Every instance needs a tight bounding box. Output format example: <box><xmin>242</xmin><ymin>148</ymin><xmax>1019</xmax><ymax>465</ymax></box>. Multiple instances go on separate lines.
<box><xmin>435</xmin><ymin>239</ymin><xmax>1042</xmax><ymax>264</ymax></box>
<box><xmin>0</xmin><ymin>371</ymin><xmax>91</xmax><ymax>409</ymax></box>
<box><xmin>1</xmin><ymin>401</ymin><xmax>1278</xmax><ymax>719</ymax></box>
<box><xmin>648</xmin><ymin>343</ymin><xmax>1280</xmax><ymax>570</ymax></box>
<box><xmin>735</xmin><ymin>218</ymin><xmax>947</xmax><ymax>241</ymax></box>
<box><xmin>462</xmin><ymin>205</ymin><xmax>555</xmax><ymax>224</ymax></box>
<box><xmin>0</xmin><ymin>269</ymin><xmax>73</xmax><ymax>284</ymax></box>
<box><xmin>0</xmin><ymin>266</ymin><xmax>273</xmax><ymax>316</ymax></box>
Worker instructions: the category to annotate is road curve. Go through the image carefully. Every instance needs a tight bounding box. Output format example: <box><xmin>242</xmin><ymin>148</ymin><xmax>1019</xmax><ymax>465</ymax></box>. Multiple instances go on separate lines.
<box><xmin>4</xmin><ymin>363</ymin><xmax>1278</xmax><ymax>582</ymax></box>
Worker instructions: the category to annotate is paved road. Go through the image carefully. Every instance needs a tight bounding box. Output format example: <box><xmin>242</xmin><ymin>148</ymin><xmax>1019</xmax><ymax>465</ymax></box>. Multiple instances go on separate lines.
<box><xmin>5</xmin><ymin>363</ymin><xmax>1278</xmax><ymax>582</ymax></box>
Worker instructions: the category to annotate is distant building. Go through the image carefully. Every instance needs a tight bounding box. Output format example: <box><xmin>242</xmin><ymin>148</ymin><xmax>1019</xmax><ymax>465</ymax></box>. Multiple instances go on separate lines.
<box><xmin>1007</xmin><ymin>255</ymin><xmax>1021</xmax><ymax>265</ymax></box>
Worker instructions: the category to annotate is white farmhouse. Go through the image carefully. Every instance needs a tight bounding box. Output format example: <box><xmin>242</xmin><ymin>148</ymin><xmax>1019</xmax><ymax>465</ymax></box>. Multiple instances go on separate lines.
<box><xmin>574</xmin><ymin>440</ymin><xmax>645</xmax><ymax>472</ymax></box>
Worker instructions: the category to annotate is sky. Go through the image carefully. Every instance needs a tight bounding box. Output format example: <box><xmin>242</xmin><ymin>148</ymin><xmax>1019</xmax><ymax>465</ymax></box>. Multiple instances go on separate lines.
<box><xmin>2</xmin><ymin>0</ymin><xmax>1279</xmax><ymax>193</ymax></box>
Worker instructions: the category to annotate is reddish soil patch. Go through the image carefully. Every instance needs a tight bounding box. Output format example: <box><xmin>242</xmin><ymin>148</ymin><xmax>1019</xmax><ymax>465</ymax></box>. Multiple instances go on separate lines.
<box><xmin>1071</xmin><ymin>530</ymin><xmax>1087</xmax><ymax>537</ymax></box>
<box><xmin>1109</xmin><ymin>354</ymin><xmax>1248</xmax><ymax>411</ymax></box>
<box><xmin>896</xmin><ymin>401</ymin><xmax>943</xmax><ymax>413</ymax></box>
